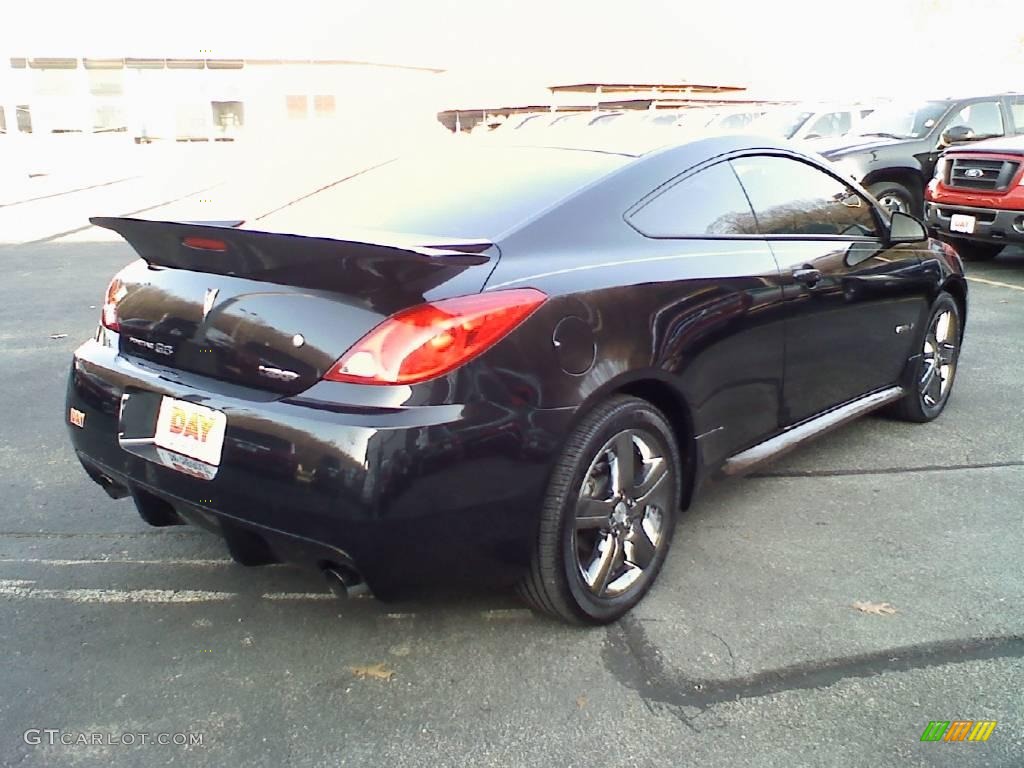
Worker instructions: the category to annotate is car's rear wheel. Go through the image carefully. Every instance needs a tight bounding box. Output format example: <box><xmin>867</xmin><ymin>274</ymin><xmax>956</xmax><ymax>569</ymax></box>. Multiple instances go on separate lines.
<box><xmin>868</xmin><ymin>181</ymin><xmax>916</xmax><ymax>216</ymax></box>
<box><xmin>517</xmin><ymin>396</ymin><xmax>682</xmax><ymax>624</ymax></box>
<box><xmin>890</xmin><ymin>292</ymin><xmax>962</xmax><ymax>423</ymax></box>
<box><xmin>950</xmin><ymin>240</ymin><xmax>1003</xmax><ymax>262</ymax></box>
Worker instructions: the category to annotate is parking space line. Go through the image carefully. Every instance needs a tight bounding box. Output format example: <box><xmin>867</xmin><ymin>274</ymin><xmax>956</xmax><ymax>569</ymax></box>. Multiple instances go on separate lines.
<box><xmin>0</xmin><ymin>557</ymin><xmax>241</xmax><ymax>567</ymax></box>
<box><xmin>261</xmin><ymin>592</ymin><xmax>334</xmax><ymax>601</ymax></box>
<box><xmin>0</xmin><ymin>579</ymin><xmax>336</xmax><ymax>604</ymax></box>
<box><xmin>966</xmin><ymin>275</ymin><xmax>1024</xmax><ymax>292</ymax></box>
<box><xmin>0</xmin><ymin>579</ymin><xmax>234</xmax><ymax>604</ymax></box>
<box><xmin>481</xmin><ymin>608</ymin><xmax>535</xmax><ymax>620</ymax></box>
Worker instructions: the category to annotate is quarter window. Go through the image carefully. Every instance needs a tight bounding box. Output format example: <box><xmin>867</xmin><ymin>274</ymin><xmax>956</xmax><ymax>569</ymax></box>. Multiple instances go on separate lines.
<box><xmin>629</xmin><ymin>161</ymin><xmax>758</xmax><ymax>237</ymax></box>
<box><xmin>731</xmin><ymin>155</ymin><xmax>879</xmax><ymax>238</ymax></box>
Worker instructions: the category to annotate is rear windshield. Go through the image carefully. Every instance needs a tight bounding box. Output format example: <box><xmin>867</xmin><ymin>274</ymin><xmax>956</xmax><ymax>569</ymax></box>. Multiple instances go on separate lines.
<box><xmin>254</xmin><ymin>145</ymin><xmax>629</xmax><ymax>240</ymax></box>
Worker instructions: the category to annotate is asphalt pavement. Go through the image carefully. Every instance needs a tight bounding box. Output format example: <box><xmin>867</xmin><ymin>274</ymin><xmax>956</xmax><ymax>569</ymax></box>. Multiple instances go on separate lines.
<box><xmin>0</xmin><ymin>169</ymin><xmax>1022</xmax><ymax>768</ymax></box>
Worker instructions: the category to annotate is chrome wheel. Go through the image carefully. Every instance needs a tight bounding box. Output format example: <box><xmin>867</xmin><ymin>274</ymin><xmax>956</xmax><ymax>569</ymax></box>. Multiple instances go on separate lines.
<box><xmin>920</xmin><ymin>308</ymin><xmax>958</xmax><ymax>408</ymax></box>
<box><xmin>573</xmin><ymin>429</ymin><xmax>672</xmax><ymax>598</ymax></box>
<box><xmin>877</xmin><ymin>193</ymin><xmax>908</xmax><ymax>214</ymax></box>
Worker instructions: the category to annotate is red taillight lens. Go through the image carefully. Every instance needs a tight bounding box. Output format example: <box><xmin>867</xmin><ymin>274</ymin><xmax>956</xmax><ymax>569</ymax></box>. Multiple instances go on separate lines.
<box><xmin>101</xmin><ymin>276</ymin><xmax>127</xmax><ymax>331</ymax></box>
<box><xmin>183</xmin><ymin>236</ymin><xmax>228</xmax><ymax>252</ymax></box>
<box><xmin>324</xmin><ymin>288</ymin><xmax>547</xmax><ymax>385</ymax></box>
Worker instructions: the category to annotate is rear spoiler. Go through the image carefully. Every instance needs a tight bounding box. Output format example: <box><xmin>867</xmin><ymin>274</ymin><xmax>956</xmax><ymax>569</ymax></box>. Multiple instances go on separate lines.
<box><xmin>90</xmin><ymin>217</ymin><xmax>494</xmax><ymax>300</ymax></box>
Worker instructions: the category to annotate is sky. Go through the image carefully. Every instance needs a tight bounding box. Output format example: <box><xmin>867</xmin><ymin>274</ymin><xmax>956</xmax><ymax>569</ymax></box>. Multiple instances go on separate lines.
<box><xmin>2</xmin><ymin>0</ymin><xmax>1023</xmax><ymax>102</ymax></box>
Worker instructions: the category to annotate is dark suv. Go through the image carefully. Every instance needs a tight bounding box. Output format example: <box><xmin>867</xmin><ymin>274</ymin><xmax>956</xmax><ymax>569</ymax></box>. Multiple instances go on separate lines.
<box><xmin>817</xmin><ymin>94</ymin><xmax>1024</xmax><ymax>215</ymax></box>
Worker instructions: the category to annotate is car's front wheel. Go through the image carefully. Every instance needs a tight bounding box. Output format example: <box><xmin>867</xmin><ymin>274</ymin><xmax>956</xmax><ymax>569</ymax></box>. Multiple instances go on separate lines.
<box><xmin>517</xmin><ymin>396</ymin><xmax>682</xmax><ymax>624</ymax></box>
<box><xmin>890</xmin><ymin>292</ymin><xmax>962</xmax><ymax>423</ymax></box>
<box><xmin>868</xmin><ymin>181</ymin><xmax>917</xmax><ymax>216</ymax></box>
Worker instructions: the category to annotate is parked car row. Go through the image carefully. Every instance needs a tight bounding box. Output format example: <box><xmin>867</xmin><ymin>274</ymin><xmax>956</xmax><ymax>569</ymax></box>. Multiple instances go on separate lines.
<box><xmin>486</xmin><ymin>92</ymin><xmax>1024</xmax><ymax>262</ymax></box>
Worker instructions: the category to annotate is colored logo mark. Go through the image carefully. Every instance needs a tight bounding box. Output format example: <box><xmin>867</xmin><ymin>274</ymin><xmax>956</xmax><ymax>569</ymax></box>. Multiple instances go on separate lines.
<box><xmin>920</xmin><ymin>720</ymin><xmax>996</xmax><ymax>742</ymax></box>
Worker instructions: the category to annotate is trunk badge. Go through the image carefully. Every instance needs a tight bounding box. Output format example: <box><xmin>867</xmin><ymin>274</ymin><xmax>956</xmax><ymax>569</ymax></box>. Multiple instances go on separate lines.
<box><xmin>202</xmin><ymin>288</ymin><xmax>220</xmax><ymax>319</ymax></box>
<box><xmin>292</xmin><ymin>334</ymin><xmax>305</xmax><ymax>348</ymax></box>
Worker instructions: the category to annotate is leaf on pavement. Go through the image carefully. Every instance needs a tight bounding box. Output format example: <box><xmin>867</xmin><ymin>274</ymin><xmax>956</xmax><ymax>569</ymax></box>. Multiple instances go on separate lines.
<box><xmin>852</xmin><ymin>600</ymin><xmax>897</xmax><ymax>616</ymax></box>
<box><xmin>350</xmin><ymin>662</ymin><xmax>396</xmax><ymax>682</ymax></box>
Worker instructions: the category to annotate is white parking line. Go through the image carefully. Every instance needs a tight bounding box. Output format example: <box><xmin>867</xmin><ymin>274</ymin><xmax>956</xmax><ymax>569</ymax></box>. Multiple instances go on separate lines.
<box><xmin>0</xmin><ymin>558</ymin><xmax>239</xmax><ymax>567</ymax></box>
<box><xmin>0</xmin><ymin>579</ymin><xmax>335</xmax><ymax>604</ymax></box>
<box><xmin>261</xmin><ymin>592</ymin><xmax>334</xmax><ymax>601</ymax></box>
<box><xmin>0</xmin><ymin>579</ymin><xmax>234</xmax><ymax>604</ymax></box>
<box><xmin>966</xmin><ymin>275</ymin><xmax>1024</xmax><ymax>292</ymax></box>
<box><xmin>481</xmin><ymin>608</ymin><xmax>535</xmax><ymax>620</ymax></box>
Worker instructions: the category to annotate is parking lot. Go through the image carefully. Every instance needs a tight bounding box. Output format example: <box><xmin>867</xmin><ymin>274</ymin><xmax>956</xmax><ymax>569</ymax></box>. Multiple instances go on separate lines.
<box><xmin>1</xmin><ymin>167</ymin><xmax>1022</xmax><ymax>767</ymax></box>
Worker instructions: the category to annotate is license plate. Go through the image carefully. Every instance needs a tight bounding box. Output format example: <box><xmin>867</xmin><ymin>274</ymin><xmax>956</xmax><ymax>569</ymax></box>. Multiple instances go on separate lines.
<box><xmin>154</xmin><ymin>397</ymin><xmax>226</xmax><ymax>467</ymax></box>
<box><xmin>950</xmin><ymin>213</ymin><xmax>976</xmax><ymax>234</ymax></box>
<box><xmin>155</xmin><ymin>447</ymin><xmax>218</xmax><ymax>481</ymax></box>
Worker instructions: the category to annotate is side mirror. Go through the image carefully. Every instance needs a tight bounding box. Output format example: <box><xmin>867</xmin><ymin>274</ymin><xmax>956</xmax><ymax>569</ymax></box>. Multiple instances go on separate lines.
<box><xmin>888</xmin><ymin>211</ymin><xmax>928</xmax><ymax>244</ymax></box>
<box><xmin>940</xmin><ymin>124</ymin><xmax>974</xmax><ymax>147</ymax></box>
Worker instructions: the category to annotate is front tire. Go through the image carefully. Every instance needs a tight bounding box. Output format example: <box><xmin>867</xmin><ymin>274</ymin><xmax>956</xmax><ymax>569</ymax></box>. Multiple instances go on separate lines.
<box><xmin>890</xmin><ymin>292</ymin><xmax>962</xmax><ymax>423</ymax></box>
<box><xmin>517</xmin><ymin>396</ymin><xmax>682</xmax><ymax>624</ymax></box>
<box><xmin>868</xmin><ymin>181</ymin><xmax>917</xmax><ymax>216</ymax></box>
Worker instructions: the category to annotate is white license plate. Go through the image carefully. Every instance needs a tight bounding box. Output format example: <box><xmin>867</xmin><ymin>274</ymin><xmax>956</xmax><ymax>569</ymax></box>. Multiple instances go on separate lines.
<box><xmin>154</xmin><ymin>397</ymin><xmax>226</xmax><ymax>467</ymax></box>
<box><xmin>155</xmin><ymin>447</ymin><xmax>218</xmax><ymax>481</ymax></box>
<box><xmin>950</xmin><ymin>213</ymin><xmax>976</xmax><ymax>234</ymax></box>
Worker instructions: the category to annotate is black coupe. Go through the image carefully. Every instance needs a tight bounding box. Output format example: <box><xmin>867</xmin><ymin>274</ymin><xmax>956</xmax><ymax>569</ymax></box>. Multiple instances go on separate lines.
<box><xmin>66</xmin><ymin>134</ymin><xmax>967</xmax><ymax>623</ymax></box>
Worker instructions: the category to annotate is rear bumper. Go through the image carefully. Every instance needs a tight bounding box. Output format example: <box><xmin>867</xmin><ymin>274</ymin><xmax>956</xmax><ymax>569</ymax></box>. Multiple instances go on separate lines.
<box><xmin>925</xmin><ymin>201</ymin><xmax>1024</xmax><ymax>246</ymax></box>
<box><xmin>66</xmin><ymin>338</ymin><xmax>573</xmax><ymax>593</ymax></box>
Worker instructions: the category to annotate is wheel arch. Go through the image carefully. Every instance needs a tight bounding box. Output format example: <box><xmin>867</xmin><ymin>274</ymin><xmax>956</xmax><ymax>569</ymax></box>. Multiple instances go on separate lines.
<box><xmin>863</xmin><ymin>167</ymin><xmax>926</xmax><ymax>209</ymax></box>
<box><xmin>941</xmin><ymin>275</ymin><xmax>968</xmax><ymax>334</ymax></box>
<box><xmin>572</xmin><ymin>374</ymin><xmax>699</xmax><ymax>512</ymax></box>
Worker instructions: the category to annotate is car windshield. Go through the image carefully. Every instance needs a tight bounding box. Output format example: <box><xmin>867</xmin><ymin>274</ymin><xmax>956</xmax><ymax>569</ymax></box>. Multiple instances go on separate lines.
<box><xmin>854</xmin><ymin>101</ymin><xmax>950</xmax><ymax>139</ymax></box>
<box><xmin>749</xmin><ymin>108</ymin><xmax>814</xmax><ymax>138</ymax></box>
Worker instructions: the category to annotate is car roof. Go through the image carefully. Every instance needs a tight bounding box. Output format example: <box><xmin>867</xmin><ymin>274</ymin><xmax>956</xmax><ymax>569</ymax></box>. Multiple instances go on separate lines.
<box><xmin>494</xmin><ymin>131</ymin><xmax>807</xmax><ymax>160</ymax></box>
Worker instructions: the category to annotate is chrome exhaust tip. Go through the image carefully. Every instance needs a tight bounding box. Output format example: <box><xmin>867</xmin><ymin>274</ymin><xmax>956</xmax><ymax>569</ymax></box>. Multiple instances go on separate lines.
<box><xmin>323</xmin><ymin>564</ymin><xmax>370</xmax><ymax>599</ymax></box>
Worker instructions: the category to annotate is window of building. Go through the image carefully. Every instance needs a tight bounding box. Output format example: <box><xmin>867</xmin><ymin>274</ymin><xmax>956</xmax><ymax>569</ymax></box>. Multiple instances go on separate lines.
<box><xmin>286</xmin><ymin>95</ymin><xmax>308</xmax><ymax>120</ymax></box>
<box><xmin>314</xmin><ymin>95</ymin><xmax>336</xmax><ymax>118</ymax></box>
<box><xmin>87</xmin><ymin>68</ymin><xmax>124</xmax><ymax>97</ymax></box>
<box><xmin>16</xmin><ymin>105</ymin><xmax>32</xmax><ymax>133</ymax></box>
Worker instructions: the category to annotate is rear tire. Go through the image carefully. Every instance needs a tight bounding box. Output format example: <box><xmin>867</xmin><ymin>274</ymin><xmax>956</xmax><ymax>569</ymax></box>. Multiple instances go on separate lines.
<box><xmin>950</xmin><ymin>240</ymin><xmax>1003</xmax><ymax>262</ymax></box>
<box><xmin>517</xmin><ymin>396</ymin><xmax>682</xmax><ymax>624</ymax></box>
<box><xmin>889</xmin><ymin>292</ymin><xmax>961</xmax><ymax>423</ymax></box>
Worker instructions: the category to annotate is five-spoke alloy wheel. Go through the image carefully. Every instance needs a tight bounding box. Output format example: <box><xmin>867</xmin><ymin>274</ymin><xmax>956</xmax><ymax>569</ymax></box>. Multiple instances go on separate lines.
<box><xmin>517</xmin><ymin>396</ymin><xmax>682</xmax><ymax>624</ymax></box>
<box><xmin>890</xmin><ymin>291</ymin><xmax>962</xmax><ymax>423</ymax></box>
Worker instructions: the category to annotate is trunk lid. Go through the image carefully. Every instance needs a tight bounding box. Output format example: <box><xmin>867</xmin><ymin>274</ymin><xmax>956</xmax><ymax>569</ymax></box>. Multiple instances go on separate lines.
<box><xmin>93</xmin><ymin>217</ymin><xmax>495</xmax><ymax>395</ymax></box>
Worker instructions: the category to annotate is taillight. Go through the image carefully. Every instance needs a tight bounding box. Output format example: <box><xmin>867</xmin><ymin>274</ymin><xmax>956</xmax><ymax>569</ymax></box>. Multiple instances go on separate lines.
<box><xmin>183</xmin><ymin>236</ymin><xmax>228</xmax><ymax>252</ymax></box>
<box><xmin>101</xmin><ymin>276</ymin><xmax>127</xmax><ymax>331</ymax></box>
<box><xmin>324</xmin><ymin>288</ymin><xmax>546</xmax><ymax>385</ymax></box>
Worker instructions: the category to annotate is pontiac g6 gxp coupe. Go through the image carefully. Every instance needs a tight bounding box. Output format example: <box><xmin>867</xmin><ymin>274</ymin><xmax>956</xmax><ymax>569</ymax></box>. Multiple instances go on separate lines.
<box><xmin>66</xmin><ymin>135</ymin><xmax>967</xmax><ymax>624</ymax></box>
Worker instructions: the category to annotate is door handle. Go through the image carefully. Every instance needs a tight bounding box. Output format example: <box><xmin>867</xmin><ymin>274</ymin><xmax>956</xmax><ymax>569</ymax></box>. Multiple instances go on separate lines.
<box><xmin>792</xmin><ymin>267</ymin><xmax>823</xmax><ymax>287</ymax></box>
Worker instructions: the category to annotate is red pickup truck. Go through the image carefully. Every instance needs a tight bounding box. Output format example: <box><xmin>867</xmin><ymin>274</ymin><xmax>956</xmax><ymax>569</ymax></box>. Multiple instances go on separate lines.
<box><xmin>925</xmin><ymin>136</ymin><xmax>1024</xmax><ymax>261</ymax></box>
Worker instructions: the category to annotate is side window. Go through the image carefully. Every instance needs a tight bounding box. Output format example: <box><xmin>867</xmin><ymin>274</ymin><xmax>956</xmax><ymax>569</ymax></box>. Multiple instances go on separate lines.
<box><xmin>628</xmin><ymin>161</ymin><xmax>757</xmax><ymax>237</ymax></box>
<box><xmin>731</xmin><ymin>155</ymin><xmax>880</xmax><ymax>238</ymax></box>
<box><xmin>1010</xmin><ymin>96</ymin><xmax>1024</xmax><ymax>135</ymax></box>
<box><xmin>949</xmin><ymin>101</ymin><xmax>1005</xmax><ymax>138</ymax></box>
<box><xmin>806</xmin><ymin>111</ymin><xmax>852</xmax><ymax>138</ymax></box>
